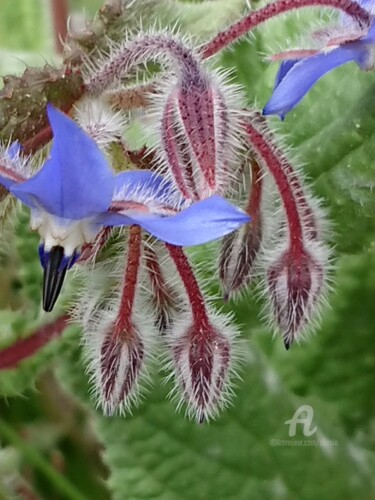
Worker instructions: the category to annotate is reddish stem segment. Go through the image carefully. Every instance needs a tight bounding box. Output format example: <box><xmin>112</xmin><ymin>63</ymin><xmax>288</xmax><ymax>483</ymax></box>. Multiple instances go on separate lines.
<box><xmin>166</xmin><ymin>244</ymin><xmax>209</xmax><ymax>330</ymax></box>
<box><xmin>22</xmin><ymin>126</ymin><xmax>53</xmax><ymax>155</ymax></box>
<box><xmin>201</xmin><ymin>0</ymin><xmax>370</xmax><ymax>58</ymax></box>
<box><xmin>0</xmin><ymin>165</ymin><xmax>26</xmax><ymax>184</ymax></box>
<box><xmin>0</xmin><ymin>315</ymin><xmax>68</xmax><ymax>370</ymax></box>
<box><xmin>115</xmin><ymin>226</ymin><xmax>142</xmax><ymax>335</ymax></box>
<box><xmin>51</xmin><ymin>0</ymin><xmax>69</xmax><ymax>54</ymax></box>
<box><xmin>162</xmin><ymin>93</ymin><xmax>194</xmax><ymax>200</ymax></box>
<box><xmin>245</xmin><ymin>120</ymin><xmax>305</xmax><ymax>252</ymax></box>
<box><xmin>246</xmin><ymin>159</ymin><xmax>263</xmax><ymax>221</ymax></box>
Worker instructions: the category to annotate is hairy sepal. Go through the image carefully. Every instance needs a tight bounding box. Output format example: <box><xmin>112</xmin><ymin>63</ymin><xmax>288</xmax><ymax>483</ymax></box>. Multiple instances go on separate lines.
<box><xmin>165</xmin><ymin>309</ymin><xmax>242</xmax><ymax>422</ymax></box>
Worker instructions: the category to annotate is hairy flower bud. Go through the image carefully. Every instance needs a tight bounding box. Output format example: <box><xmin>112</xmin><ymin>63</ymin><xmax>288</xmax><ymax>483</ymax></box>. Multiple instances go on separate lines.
<box><xmin>160</xmin><ymin>70</ymin><xmax>242</xmax><ymax>200</ymax></box>
<box><xmin>219</xmin><ymin>223</ymin><xmax>260</xmax><ymax>300</ymax></box>
<box><xmin>74</xmin><ymin>98</ymin><xmax>127</xmax><ymax>148</ymax></box>
<box><xmin>266</xmin><ymin>243</ymin><xmax>328</xmax><ymax>348</ymax></box>
<box><xmin>144</xmin><ymin>243</ymin><xmax>183</xmax><ymax>332</ymax></box>
<box><xmin>219</xmin><ymin>159</ymin><xmax>263</xmax><ymax>299</ymax></box>
<box><xmin>99</xmin><ymin>321</ymin><xmax>145</xmax><ymax>415</ymax></box>
<box><xmin>167</xmin><ymin>313</ymin><xmax>240</xmax><ymax>422</ymax></box>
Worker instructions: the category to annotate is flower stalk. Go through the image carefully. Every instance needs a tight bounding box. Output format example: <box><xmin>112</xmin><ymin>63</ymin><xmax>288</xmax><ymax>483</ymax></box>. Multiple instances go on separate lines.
<box><xmin>201</xmin><ymin>0</ymin><xmax>370</xmax><ymax>58</ymax></box>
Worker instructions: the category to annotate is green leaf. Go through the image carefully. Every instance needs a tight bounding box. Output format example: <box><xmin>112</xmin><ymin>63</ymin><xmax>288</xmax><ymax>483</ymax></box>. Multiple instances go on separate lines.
<box><xmin>93</xmin><ymin>350</ymin><xmax>375</xmax><ymax>500</ymax></box>
<box><xmin>55</xmin><ymin>338</ymin><xmax>375</xmax><ymax>499</ymax></box>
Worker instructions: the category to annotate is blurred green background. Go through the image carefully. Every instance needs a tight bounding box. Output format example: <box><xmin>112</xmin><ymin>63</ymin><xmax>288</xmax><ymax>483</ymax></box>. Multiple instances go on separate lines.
<box><xmin>0</xmin><ymin>0</ymin><xmax>374</xmax><ymax>499</ymax></box>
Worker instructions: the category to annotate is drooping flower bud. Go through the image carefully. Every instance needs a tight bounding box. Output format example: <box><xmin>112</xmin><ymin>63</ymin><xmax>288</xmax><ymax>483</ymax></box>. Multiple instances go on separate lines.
<box><xmin>159</xmin><ymin>69</ymin><xmax>242</xmax><ymax>201</ymax></box>
<box><xmin>219</xmin><ymin>159</ymin><xmax>263</xmax><ymax>299</ymax></box>
<box><xmin>99</xmin><ymin>320</ymin><xmax>146</xmax><ymax>415</ymax></box>
<box><xmin>167</xmin><ymin>312</ymin><xmax>239</xmax><ymax>422</ymax></box>
<box><xmin>164</xmin><ymin>244</ymin><xmax>241</xmax><ymax>421</ymax></box>
<box><xmin>144</xmin><ymin>242</ymin><xmax>183</xmax><ymax>332</ymax></box>
<box><xmin>266</xmin><ymin>242</ymin><xmax>328</xmax><ymax>349</ymax></box>
<box><xmin>219</xmin><ymin>223</ymin><xmax>261</xmax><ymax>300</ymax></box>
<box><xmin>84</xmin><ymin>30</ymin><xmax>242</xmax><ymax>200</ymax></box>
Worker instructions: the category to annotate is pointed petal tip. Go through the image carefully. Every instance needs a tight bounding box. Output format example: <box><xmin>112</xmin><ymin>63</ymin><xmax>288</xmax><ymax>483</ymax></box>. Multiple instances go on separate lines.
<box><xmin>262</xmin><ymin>104</ymin><xmax>285</xmax><ymax>120</ymax></box>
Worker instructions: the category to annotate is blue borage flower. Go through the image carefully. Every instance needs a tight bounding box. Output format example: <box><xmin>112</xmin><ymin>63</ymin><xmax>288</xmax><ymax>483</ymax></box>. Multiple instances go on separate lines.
<box><xmin>0</xmin><ymin>105</ymin><xmax>249</xmax><ymax>311</ymax></box>
<box><xmin>263</xmin><ymin>0</ymin><xmax>375</xmax><ymax>119</ymax></box>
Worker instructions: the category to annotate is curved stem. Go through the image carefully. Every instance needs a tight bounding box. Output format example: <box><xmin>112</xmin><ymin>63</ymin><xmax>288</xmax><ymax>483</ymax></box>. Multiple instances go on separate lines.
<box><xmin>201</xmin><ymin>0</ymin><xmax>370</xmax><ymax>58</ymax></box>
<box><xmin>245</xmin><ymin>119</ymin><xmax>307</xmax><ymax>252</ymax></box>
<box><xmin>0</xmin><ymin>315</ymin><xmax>68</xmax><ymax>371</ymax></box>
<box><xmin>87</xmin><ymin>33</ymin><xmax>202</xmax><ymax>94</ymax></box>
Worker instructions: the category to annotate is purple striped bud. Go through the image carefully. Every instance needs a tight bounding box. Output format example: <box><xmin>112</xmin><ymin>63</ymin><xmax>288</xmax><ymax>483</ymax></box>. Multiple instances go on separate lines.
<box><xmin>219</xmin><ymin>159</ymin><xmax>263</xmax><ymax>299</ymax></box>
<box><xmin>167</xmin><ymin>313</ymin><xmax>239</xmax><ymax>422</ymax></box>
<box><xmin>219</xmin><ymin>222</ymin><xmax>261</xmax><ymax>300</ymax></box>
<box><xmin>266</xmin><ymin>243</ymin><xmax>328</xmax><ymax>349</ymax></box>
<box><xmin>160</xmin><ymin>70</ymin><xmax>242</xmax><ymax>201</ymax></box>
<box><xmin>99</xmin><ymin>321</ymin><xmax>146</xmax><ymax>415</ymax></box>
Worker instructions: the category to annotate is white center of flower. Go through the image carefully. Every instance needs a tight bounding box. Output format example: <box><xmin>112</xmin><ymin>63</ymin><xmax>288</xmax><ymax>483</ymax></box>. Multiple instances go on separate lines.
<box><xmin>30</xmin><ymin>211</ymin><xmax>99</xmax><ymax>256</ymax></box>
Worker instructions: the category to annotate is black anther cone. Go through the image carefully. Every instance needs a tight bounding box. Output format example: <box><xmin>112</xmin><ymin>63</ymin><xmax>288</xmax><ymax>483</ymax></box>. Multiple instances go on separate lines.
<box><xmin>43</xmin><ymin>246</ymin><xmax>68</xmax><ymax>312</ymax></box>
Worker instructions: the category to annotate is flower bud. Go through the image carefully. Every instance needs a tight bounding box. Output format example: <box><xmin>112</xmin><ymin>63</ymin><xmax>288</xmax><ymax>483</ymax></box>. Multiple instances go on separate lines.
<box><xmin>219</xmin><ymin>222</ymin><xmax>261</xmax><ymax>300</ymax></box>
<box><xmin>160</xmin><ymin>70</ymin><xmax>242</xmax><ymax>201</ymax></box>
<box><xmin>167</xmin><ymin>313</ymin><xmax>239</xmax><ymax>422</ymax></box>
<box><xmin>98</xmin><ymin>321</ymin><xmax>145</xmax><ymax>415</ymax></box>
<box><xmin>266</xmin><ymin>243</ymin><xmax>328</xmax><ymax>348</ymax></box>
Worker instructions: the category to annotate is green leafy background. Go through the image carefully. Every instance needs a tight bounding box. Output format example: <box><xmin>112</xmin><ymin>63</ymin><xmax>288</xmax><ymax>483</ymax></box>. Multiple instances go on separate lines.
<box><xmin>0</xmin><ymin>1</ymin><xmax>374</xmax><ymax>499</ymax></box>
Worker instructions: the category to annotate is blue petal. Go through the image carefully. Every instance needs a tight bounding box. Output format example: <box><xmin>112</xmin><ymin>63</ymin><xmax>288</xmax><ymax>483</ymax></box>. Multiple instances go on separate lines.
<box><xmin>263</xmin><ymin>47</ymin><xmax>368</xmax><ymax>118</ymax></box>
<box><xmin>99</xmin><ymin>195</ymin><xmax>250</xmax><ymax>246</ymax></box>
<box><xmin>274</xmin><ymin>59</ymin><xmax>300</xmax><ymax>88</ymax></box>
<box><xmin>11</xmin><ymin>105</ymin><xmax>115</xmax><ymax>219</ymax></box>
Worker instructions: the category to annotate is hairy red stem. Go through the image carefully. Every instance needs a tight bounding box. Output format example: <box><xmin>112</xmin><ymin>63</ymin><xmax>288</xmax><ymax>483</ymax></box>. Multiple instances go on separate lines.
<box><xmin>247</xmin><ymin>159</ymin><xmax>263</xmax><ymax>221</ymax></box>
<box><xmin>166</xmin><ymin>244</ymin><xmax>209</xmax><ymax>330</ymax></box>
<box><xmin>245</xmin><ymin>120</ymin><xmax>305</xmax><ymax>252</ymax></box>
<box><xmin>51</xmin><ymin>0</ymin><xmax>69</xmax><ymax>54</ymax></box>
<box><xmin>0</xmin><ymin>315</ymin><xmax>69</xmax><ymax>370</ymax></box>
<box><xmin>201</xmin><ymin>0</ymin><xmax>370</xmax><ymax>58</ymax></box>
<box><xmin>115</xmin><ymin>226</ymin><xmax>142</xmax><ymax>335</ymax></box>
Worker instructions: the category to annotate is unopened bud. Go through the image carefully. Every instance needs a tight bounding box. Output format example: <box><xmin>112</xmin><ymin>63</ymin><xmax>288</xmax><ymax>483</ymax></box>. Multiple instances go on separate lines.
<box><xmin>266</xmin><ymin>244</ymin><xmax>328</xmax><ymax>348</ymax></box>
<box><xmin>98</xmin><ymin>322</ymin><xmax>145</xmax><ymax>415</ymax></box>
<box><xmin>168</xmin><ymin>313</ymin><xmax>239</xmax><ymax>422</ymax></box>
<box><xmin>160</xmin><ymin>70</ymin><xmax>242</xmax><ymax>200</ymax></box>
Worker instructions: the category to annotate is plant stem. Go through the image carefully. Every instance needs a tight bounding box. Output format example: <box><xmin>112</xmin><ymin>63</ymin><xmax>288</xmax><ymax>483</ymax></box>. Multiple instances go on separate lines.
<box><xmin>0</xmin><ymin>315</ymin><xmax>68</xmax><ymax>370</ymax></box>
<box><xmin>201</xmin><ymin>0</ymin><xmax>370</xmax><ymax>58</ymax></box>
<box><xmin>245</xmin><ymin>119</ymin><xmax>306</xmax><ymax>253</ymax></box>
<box><xmin>166</xmin><ymin>244</ymin><xmax>209</xmax><ymax>330</ymax></box>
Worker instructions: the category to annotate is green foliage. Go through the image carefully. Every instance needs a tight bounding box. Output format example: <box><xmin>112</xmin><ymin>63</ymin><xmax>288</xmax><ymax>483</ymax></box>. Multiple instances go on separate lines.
<box><xmin>0</xmin><ymin>1</ymin><xmax>374</xmax><ymax>499</ymax></box>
